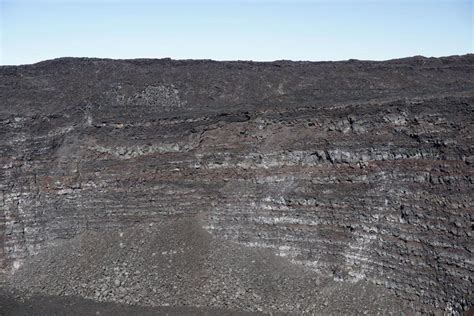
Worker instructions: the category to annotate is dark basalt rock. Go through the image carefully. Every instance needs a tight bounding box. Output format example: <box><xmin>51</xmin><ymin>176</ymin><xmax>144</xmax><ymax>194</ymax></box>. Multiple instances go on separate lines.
<box><xmin>0</xmin><ymin>55</ymin><xmax>473</xmax><ymax>314</ymax></box>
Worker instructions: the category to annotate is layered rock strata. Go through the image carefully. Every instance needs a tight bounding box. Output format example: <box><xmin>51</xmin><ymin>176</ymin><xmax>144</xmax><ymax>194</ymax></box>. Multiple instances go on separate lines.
<box><xmin>0</xmin><ymin>55</ymin><xmax>473</xmax><ymax>313</ymax></box>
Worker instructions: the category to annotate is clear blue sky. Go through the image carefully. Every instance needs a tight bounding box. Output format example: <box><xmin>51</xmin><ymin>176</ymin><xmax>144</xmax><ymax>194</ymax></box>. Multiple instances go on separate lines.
<box><xmin>0</xmin><ymin>0</ymin><xmax>472</xmax><ymax>65</ymax></box>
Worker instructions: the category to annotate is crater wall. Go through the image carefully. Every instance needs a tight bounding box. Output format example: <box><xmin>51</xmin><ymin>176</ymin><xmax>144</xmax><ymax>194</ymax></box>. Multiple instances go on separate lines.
<box><xmin>1</xmin><ymin>56</ymin><xmax>473</xmax><ymax>312</ymax></box>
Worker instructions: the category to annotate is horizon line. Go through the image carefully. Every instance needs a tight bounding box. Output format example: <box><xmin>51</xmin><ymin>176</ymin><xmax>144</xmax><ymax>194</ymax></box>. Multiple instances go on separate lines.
<box><xmin>2</xmin><ymin>53</ymin><xmax>473</xmax><ymax>67</ymax></box>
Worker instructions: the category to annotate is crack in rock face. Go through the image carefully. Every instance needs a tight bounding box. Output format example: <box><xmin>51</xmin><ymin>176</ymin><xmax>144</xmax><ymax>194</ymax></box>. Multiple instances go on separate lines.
<box><xmin>0</xmin><ymin>56</ymin><xmax>473</xmax><ymax>314</ymax></box>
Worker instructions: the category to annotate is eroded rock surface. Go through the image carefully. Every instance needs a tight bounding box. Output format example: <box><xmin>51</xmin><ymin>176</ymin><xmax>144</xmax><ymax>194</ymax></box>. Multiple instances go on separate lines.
<box><xmin>7</xmin><ymin>217</ymin><xmax>411</xmax><ymax>315</ymax></box>
<box><xmin>0</xmin><ymin>55</ymin><xmax>473</xmax><ymax>314</ymax></box>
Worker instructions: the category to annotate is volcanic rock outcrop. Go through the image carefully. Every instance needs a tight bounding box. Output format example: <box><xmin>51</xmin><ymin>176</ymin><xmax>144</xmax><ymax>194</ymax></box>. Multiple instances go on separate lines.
<box><xmin>0</xmin><ymin>55</ymin><xmax>473</xmax><ymax>314</ymax></box>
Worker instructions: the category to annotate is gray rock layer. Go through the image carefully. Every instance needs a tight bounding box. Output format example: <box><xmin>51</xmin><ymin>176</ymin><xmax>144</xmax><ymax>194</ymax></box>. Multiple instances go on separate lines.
<box><xmin>1</xmin><ymin>55</ymin><xmax>473</xmax><ymax>313</ymax></box>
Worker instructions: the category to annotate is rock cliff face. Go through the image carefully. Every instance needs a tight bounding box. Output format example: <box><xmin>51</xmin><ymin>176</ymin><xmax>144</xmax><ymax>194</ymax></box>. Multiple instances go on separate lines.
<box><xmin>0</xmin><ymin>55</ymin><xmax>473</xmax><ymax>313</ymax></box>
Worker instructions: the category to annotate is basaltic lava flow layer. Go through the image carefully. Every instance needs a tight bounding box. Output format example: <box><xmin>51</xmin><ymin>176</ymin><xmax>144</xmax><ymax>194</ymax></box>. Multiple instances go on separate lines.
<box><xmin>0</xmin><ymin>55</ymin><xmax>473</xmax><ymax>315</ymax></box>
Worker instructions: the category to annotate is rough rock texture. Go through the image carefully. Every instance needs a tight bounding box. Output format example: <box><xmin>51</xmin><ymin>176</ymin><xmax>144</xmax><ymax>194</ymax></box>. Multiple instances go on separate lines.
<box><xmin>6</xmin><ymin>217</ymin><xmax>411</xmax><ymax>314</ymax></box>
<box><xmin>0</xmin><ymin>55</ymin><xmax>473</xmax><ymax>314</ymax></box>
<box><xmin>0</xmin><ymin>285</ymin><xmax>262</xmax><ymax>316</ymax></box>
